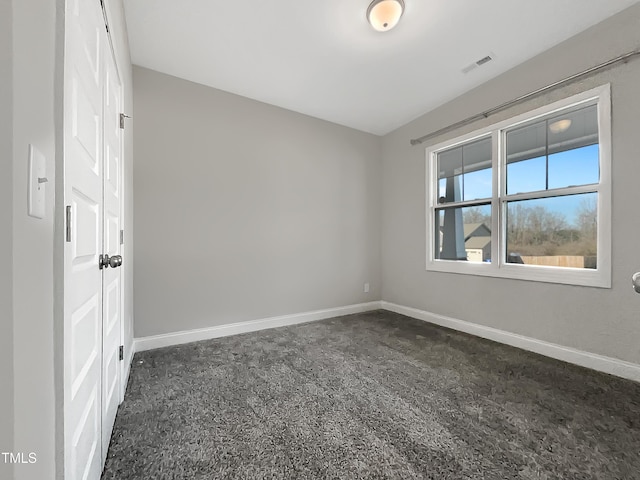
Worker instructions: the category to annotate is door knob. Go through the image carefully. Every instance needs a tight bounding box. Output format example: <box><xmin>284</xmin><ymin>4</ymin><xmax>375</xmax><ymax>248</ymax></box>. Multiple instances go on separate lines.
<box><xmin>632</xmin><ymin>272</ymin><xmax>640</xmax><ymax>294</ymax></box>
<box><xmin>109</xmin><ymin>255</ymin><xmax>123</xmax><ymax>268</ymax></box>
<box><xmin>99</xmin><ymin>254</ymin><xmax>123</xmax><ymax>269</ymax></box>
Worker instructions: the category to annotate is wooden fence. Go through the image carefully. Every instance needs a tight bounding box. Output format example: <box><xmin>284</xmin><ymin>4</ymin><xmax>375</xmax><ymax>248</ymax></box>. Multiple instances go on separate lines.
<box><xmin>520</xmin><ymin>255</ymin><xmax>597</xmax><ymax>268</ymax></box>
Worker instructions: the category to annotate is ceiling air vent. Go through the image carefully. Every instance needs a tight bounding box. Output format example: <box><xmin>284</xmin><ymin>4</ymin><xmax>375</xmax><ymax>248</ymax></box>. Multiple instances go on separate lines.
<box><xmin>461</xmin><ymin>54</ymin><xmax>494</xmax><ymax>74</ymax></box>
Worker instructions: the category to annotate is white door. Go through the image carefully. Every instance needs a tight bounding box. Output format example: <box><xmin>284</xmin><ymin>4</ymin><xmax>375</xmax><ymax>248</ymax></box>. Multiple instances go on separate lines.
<box><xmin>63</xmin><ymin>0</ymin><xmax>105</xmax><ymax>478</ymax></box>
<box><xmin>101</xmin><ymin>45</ymin><xmax>123</xmax><ymax>459</ymax></box>
<box><xmin>64</xmin><ymin>0</ymin><xmax>123</xmax><ymax>478</ymax></box>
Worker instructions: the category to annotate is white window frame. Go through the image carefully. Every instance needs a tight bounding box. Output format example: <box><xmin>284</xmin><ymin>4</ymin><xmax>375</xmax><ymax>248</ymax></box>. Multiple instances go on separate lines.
<box><xmin>426</xmin><ymin>84</ymin><xmax>611</xmax><ymax>288</ymax></box>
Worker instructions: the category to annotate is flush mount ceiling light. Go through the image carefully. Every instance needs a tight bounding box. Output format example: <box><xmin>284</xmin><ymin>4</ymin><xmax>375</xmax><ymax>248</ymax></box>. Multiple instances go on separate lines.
<box><xmin>367</xmin><ymin>0</ymin><xmax>405</xmax><ymax>32</ymax></box>
<box><xmin>549</xmin><ymin>119</ymin><xmax>572</xmax><ymax>133</ymax></box>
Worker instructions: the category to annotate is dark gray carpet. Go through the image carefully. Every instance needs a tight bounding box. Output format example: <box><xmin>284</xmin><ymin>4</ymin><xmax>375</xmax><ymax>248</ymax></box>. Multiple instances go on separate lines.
<box><xmin>102</xmin><ymin>310</ymin><xmax>640</xmax><ymax>479</ymax></box>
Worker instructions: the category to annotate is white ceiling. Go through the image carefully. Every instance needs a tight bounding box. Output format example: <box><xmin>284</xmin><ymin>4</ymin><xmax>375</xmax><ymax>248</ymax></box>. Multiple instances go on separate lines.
<box><xmin>123</xmin><ymin>0</ymin><xmax>639</xmax><ymax>135</ymax></box>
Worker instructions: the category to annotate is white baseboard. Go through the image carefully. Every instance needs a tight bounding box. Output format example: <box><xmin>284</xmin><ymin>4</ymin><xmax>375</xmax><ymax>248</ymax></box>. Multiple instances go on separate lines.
<box><xmin>134</xmin><ymin>301</ymin><xmax>383</xmax><ymax>352</ymax></box>
<box><xmin>381</xmin><ymin>301</ymin><xmax>640</xmax><ymax>383</ymax></box>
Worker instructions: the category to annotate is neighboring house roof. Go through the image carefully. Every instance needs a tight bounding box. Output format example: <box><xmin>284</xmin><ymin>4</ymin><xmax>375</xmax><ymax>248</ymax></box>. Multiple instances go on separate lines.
<box><xmin>464</xmin><ymin>223</ymin><xmax>491</xmax><ymax>240</ymax></box>
<box><xmin>465</xmin><ymin>236</ymin><xmax>491</xmax><ymax>250</ymax></box>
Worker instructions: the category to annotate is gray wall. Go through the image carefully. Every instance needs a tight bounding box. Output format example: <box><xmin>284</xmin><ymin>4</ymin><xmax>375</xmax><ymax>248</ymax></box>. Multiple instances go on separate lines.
<box><xmin>0</xmin><ymin>0</ymin><xmax>14</xmax><ymax>478</ymax></box>
<box><xmin>12</xmin><ymin>0</ymin><xmax>57</xmax><ymax>477</ymax></box>
<box><xmin>381</xmin><ymin>4</ymin><xmax>640</xmax><ymax>364</ymax></box>
<box><xmin>133</xmin><ymin>66</ymin><xmax>382</xmax><ymax>337</ymax></box>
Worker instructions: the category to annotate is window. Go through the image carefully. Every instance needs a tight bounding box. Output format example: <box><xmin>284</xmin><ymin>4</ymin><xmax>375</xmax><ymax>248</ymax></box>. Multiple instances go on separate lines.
<box><xmin>426</xmin><ymin>85</ymin><xmax>611</xmax><ymax>287</ymax></box>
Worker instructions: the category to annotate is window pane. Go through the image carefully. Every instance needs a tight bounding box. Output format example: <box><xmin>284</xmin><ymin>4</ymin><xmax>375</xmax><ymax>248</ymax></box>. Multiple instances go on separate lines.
<box><xmin>505</xmin><ymin>193</ymin><xmax>597</xmax><ymax>269</ymax></box>
<box><xmin>506</xmin><ymin>156</ymin><xmax>546</xmax><ymax>195</ymax></box>
<box><xmin>547</xmin><ymin>104</ymin><xmax>598</xmax><ymax>155</ymax></box>
<box><xmin>438</xmin><ymin>178</ymin><xmax>446</xmax><ymax>200</ymax></box>
<box><xmin>437</xmin><ymin>175</ymin><xmax>462</xmax><ymax>204</ymax></box>
<box><xmin>506</xmin><ymin>120</ymin><xmax>546</xmax><ymax>164</ymax></box>
<box><xmin>463</xmin><ymin>168</ymin><xmax>492</xmax><ymax>201</ymax></box>
<box><xmin>435</xmin><ymin>204</ymin><xmax>492</xmax><ymax>263</ymax></box>
<box><xmin>548</xmin><ymin>144</ymin><xmax>599</xmax><ymax>189</ymax></box>
<box><xmin>437</xmin><ymin>137</ymin><xmax>492</xmax><ymax>203</ymax></box>
<box><xmin>505</xmin><ymin>103</ymin><xmax>599</xmax><ymax>195</ymax></box>
<box><xmin>438</xmin><ymin>146</ymin><xmax>463</xmax><ymax>178</ymax></box>
<box><xmin>462</xmin><ymin>137</ymin><xmax>492</xmax><ymax>201</ymax></box>
<box><xmin>506</xmin><ymin>121</ymin><xmax>547</xmax><ymax>195</ymax></box>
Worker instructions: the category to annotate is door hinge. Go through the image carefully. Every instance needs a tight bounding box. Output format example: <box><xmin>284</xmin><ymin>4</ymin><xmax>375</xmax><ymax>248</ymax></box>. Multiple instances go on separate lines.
<box><xmin>65</xmin><ymin>206</ymin><xmax>72</xmax><ymax>242</ymax></box>
<box><xmin>119</xmin><ymin>345</ymin><xmax>124</xmax><ymax>361</ymax></box>
<box><xmin>119</xmin><ymin>113</ymin><xmax>130</xmax><ymax>129</ymax></box>
<box><xmin>120</xmin><ymin>229</ymin><xmax>124</xmax><ymax>245</ymax></box>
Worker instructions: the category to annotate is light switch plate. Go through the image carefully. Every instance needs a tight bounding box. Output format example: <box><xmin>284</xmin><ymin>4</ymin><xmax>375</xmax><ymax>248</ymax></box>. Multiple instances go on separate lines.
<box><xmin>28</xmin><ymin>144</ymin><xmax>46</xmax><ymax>219</ymax></box>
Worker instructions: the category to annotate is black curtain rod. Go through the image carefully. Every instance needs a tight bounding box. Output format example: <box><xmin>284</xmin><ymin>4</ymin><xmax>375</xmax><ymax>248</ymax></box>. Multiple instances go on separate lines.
<box><xmin>410</xmin><ymin>48</ymin><xmax>640</xmax><ymax>146</ymax></box>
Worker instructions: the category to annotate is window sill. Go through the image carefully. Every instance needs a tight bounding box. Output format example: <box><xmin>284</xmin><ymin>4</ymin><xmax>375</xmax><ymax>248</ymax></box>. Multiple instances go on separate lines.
<box><xmin>426</xmin><ymin>260</ymin><xmax>611</xmax><ymax>288</ymax></box>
